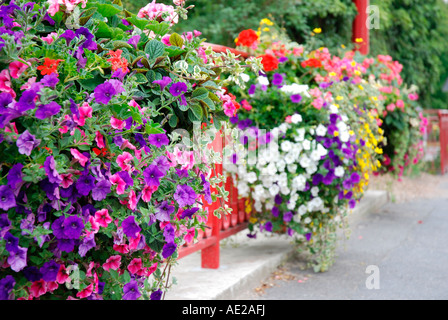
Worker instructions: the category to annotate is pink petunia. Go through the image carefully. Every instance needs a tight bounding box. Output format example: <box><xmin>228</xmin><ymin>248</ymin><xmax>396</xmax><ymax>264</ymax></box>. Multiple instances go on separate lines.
<box><xmin>95</xmin><ymin>131</ymin><xmax>105</xmax><ymax>148</ymax></box>
<box><xmin>30</xmin><ymin>280</ymin><xmax>47</xmax><ymax>298</ymax></box>
<box><xmin>110</xmin><ymin>117</ymin><xmax>125</xmax><ymax>130</ymax></box>
<box><xmin>396</xmin><ymin>99</ymin><xmax>404</xmax><ymax>109</ymax></box>
<box><xmin>109</xmin><ymin>173</ymin><xmax>126</xmax><ymax>194</ymax></box>
<box><xmin>20</xmin><ymin>76</ymin><xmax>37</xmax><ymax>91</ymax></box>
<box><xmin>127</xmin><ymin>190</ymin><xmax>137</xmax><ymax>210</ymax></box>
<box><xmin>74</xmin><ymin>102</ymin><xmax>93</xmax><ymax>126</ymax></box>
<box><xmin>76</xmin><ymin>283</ymin><xmax>93</xmax><ymax>299</ymax></box>
<box><xmin>113</xmin><ymin>244</ymin><xmax>129</xmax><ymax>254</ymax></box>
<box><xmin>9</xmin><ymin>60</ymin><xmax>29</xmax><ymax>79</ymax></box>
<box><xmin>60</xmin><ymin>173</ymin><xmax>74</xmax><ymax>188</ymax></box>
<box><xmin>94</xmin><ymin>209</ymin><xmax>112</xmax><ymax>228</ymax></box>
<box><xmin>127</xmin><ymin>258</ymin><xmax>143</xmax><ymax>275</ymax></box>
<box><xmin>41</xmin><ymin>32</ymin><xmax>58</xmax><ymax>44</ymax></box>
<box><xmin>70</xmin><ymin>148</ymin><xmax>89</xmax><ymax>167</ymax></box>
<box><xmin>311</xmin><ymin>97</ymin><xmax>324</xmax><ymax>110</ymax></box>
<box><xmin>102</xmin><ymin>255</ymin><xmax>121</xmax><ymax>271</ymax></box>
<box><xmin>128</xmin><ymin>233</ymin><xmax>141</xmax><ymax>250</ymax></box>
<box><xmin>116</xmin><ymin>151</ymin><xmax>134</xmax><ymax>171</ymax></box>
<box><xmin>89</xmin><ymin>215</ymin><xmax>100</xmax><ymax>233</ymax></box>
<box><xmin>184</xmin><ymin>227</ymin><xmax>195</xmax><ymax>244</ymax></box>
<box><xmin>142</xmin><ymin>184</ymin><xmax>158</xmax><ymax>202</ymax></box>
<box><xmin>47</xmin><ymin>281</ymin><xmax>59</xmax><ymax>293</ymax></box>
<box><xmin>0</xmin><ymin>69</ymin><xmax>16</xmax><ymax>98</ymax></box>
<box><xmin>146</xmin><ymin>263</ymin><xmax>158</xmax><ymax>276</ymax></box>
<box><xmin>56</xmin><ymin>265</ymin><xmax>70</xmax><ymax>284</ymax></box>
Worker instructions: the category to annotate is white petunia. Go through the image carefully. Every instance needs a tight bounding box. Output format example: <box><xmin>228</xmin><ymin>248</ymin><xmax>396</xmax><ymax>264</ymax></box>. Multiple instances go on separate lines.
<box><xmin>315</xmin><ymin>124</ymin><xmax>327</xmax><ymax>136</ymax></box>
<box><xmin>257</xmin><ymin>76</ymin><xmax>269</xmax><ymax>86</ymax></box>
<box><xmin>245</xmin><ymin>171</ymin><xmax>257</xmax><ymax>184</ymax></box>
<box><xmin>299</xmin><ymin>155</ymin><xmax>311</xmax><ymax>168</ymax></box>
<box><xmin>269</xmin><ymin>184</ymin><xmax>280</xmax><ymax>197</ymax></box>
<box><xmin>298</xmin><ymin>204</ymin><xmax>307</xmax><ymax>216</ymax></box>
<box><xmin>281</xmin><ymin>140</ymin><xmax>292</xmax><ymax>152</ymax></box>
<box><xmin>294</xmin><ymin>128</ymin><xmax>306</xmax><ymax>142</ymax></box>
<box><xmin>287</xmin><ymin>164</ymin><xmax>298</xmax><ymax>173</ymax></box>
<box><xmin>291</xmin><ymin>114</ymin><xmax>302</xmax><ymax>124</ymax></box>
<box><xmin>302</xmin><ymin>139</ymin><xmax>311</xmax><ymax>150</ymax></box>
<box><xmin>311</xmin><ymin>186</ymin><xmax>319</xmax><ymax>197</ymax></box>
<box><xmin>334</xmin><ymin>166</ymin><xmax>345</xmax><ymax>177</ymax></box>
<box><xmin>240</xmin><ymin>73</ymin><xmax>250</xmax><ymax>82</ymax></box>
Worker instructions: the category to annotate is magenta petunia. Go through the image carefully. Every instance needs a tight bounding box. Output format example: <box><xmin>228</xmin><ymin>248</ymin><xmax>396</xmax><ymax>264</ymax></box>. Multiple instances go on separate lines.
<box><xmin>121</xmin><ymin>215</ymin><xmax>141</xmax><ymax>239</ymax></box>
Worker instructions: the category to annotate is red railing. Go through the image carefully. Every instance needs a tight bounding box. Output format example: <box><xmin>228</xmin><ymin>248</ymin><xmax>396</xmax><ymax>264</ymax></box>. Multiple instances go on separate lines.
<box><xmin>177</xmin><ymin>43</ymin><xmax>250</xmax><ymax>268</ymax></box>
<box><xmin>177</xmin><ymin>130</ymin><xmax>250</xmax><ymax>268</ymax></box>
<box><xmin>439</xmin><ymin>110</ymin><xmax>448</xmax><ymax>174</ymax></box>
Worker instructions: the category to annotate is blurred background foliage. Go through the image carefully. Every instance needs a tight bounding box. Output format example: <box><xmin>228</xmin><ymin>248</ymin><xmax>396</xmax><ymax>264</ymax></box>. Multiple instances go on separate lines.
<box><xmin>123</xmin><ymin>0</ymin><xmax>448</xmax><ymax>110</ymax></box>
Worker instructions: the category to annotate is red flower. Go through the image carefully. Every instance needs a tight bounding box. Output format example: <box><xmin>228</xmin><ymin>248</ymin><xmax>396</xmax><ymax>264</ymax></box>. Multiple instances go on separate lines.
<box><xmin>107</xmin><ymin>50</ymin><xmax>129</xmax><ymax>73</ymax></box>
<box><xmin>301</xmin><ymin>58</ymin><xmax>322</xmax><ymax>68</ymax></box>
<box><xmin>257</xmin><ymin>53</ymin><xmax>279</xmax><ymax>72</ymax></box>
<box><xmin>37</xmin><ymin>58</ymin><xmax>63</xmax><ymax>75</ymax></box>
<box><xmin>236</xmin><ymin>29</ymin><xmax>259</xmax><ymax>47</ymax></box>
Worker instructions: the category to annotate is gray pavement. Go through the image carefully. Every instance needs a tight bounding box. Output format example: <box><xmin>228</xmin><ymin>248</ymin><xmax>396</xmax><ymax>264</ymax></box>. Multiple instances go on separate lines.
<box><xmin>234</xmin><ymin>191</ymin><xmax>448</xmax><ymax>300</ymax></box>
<box><xmin>165</xmin><ymin>190</ymin><xmax>390</xmax><ymax>300</ymax></box>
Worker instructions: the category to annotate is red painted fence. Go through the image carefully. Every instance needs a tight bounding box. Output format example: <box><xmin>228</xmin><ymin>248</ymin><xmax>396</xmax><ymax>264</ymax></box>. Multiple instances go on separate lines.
<box><xmin>439</xmin><ymin>110</ymin><xmax>448</xmax><ymax>174</ymax></box>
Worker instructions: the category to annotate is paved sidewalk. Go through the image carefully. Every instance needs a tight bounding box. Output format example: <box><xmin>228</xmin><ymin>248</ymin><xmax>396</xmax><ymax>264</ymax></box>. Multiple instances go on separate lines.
<box><xmin>234</xmin><ymin>188</ymin><xmax>448</xmax><ymax>300</ymax></box>
<box><xmin>165</xmin><ymin>190</ymin><xmax>389</xmax><ymax>300</ymax></box>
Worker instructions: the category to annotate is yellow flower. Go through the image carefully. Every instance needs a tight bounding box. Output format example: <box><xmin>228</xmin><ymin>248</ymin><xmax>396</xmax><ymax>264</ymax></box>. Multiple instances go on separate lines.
<box><xmin>354</xmin><ymin>70</ymin><xmax>361</xmax><ymax>76</ymax></box>
<box><xmin>351</xmin><ymin>61</ymin><xmax>357</xmax><ymax>67</ymax></box>
<box><xmin>329</xmin><ymin>72</ymin><xmax>337</xmax><ymax>77</ymax></box>
<box><xmin>358</xmin><ymin>85</ymin><xmax>364</xmax><ymax>90</ymax></box>
<box><xmin>341</xmin><ymin>44</ymin><xmax>346</xmax><ymax>49</ymax></box>
<box><xmin>334</xmin><ymin>131</ymin><xmax>339</xmax><ymax>137</ymax></box>
<box><xmin>336</xmin><ymin>96</ymin><xmax>343</xmax><ymax>101</ymax></box>
<box><xmin>260</xmin><ymin>18</ymin><xmax>274</xmax><ymax>26</ymax></box>
<box><xmin>249</xmin><ymin>217</ymin><xmax>258</xmax><ymax>224</ymax></box>
<box><xmin>263</xmin><ymin>27</ymin><xmax>270</xmax><ymax>32</ymax></box>
<box><xmin>349</xmin><ymin>130</ymin><xmax>355</xmax><ymax>136</ymax></box>
<box><xmin>313</xmin><ymin>28</ymin><xmax>322</xmax><ymax>34</ymax></box>
<box><xmin>355</xmin><ymin>38</ymin><xmax>363</xmax><ymax>43</ymax></box>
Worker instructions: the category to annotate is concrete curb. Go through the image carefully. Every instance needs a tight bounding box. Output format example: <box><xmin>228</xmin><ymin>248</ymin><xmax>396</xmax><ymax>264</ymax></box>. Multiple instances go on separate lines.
<box><xmin>165</xmin><ymin>189</ymin><xmax>389</xmax><ymax>300</ymax></box>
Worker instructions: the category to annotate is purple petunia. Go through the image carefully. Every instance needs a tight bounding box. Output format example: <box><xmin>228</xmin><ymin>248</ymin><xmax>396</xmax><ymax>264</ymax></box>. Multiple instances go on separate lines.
<box><xmin>0</xmin><ymin>275</ymin><xmax>15</xmax><ymax>300</ymax></box>
<box><xmin>305</xmin><ymin>233</ymin><xmax>312</xmax><ymax>241</ymax></box>
<box><xmin>40</xmin><ymin>73</ymin><xmax>59</xmax><ymax>89</ymax></box>
<box><xmin>16</xmin><ymin>89</ymin><xmax>37</xmax><ymax>112</ymax></box>
<box><xmin>272</xmin><ymin>73</ymin><xmax>284</xmax><ymax>86</ymax></box>
<box><xmin>78</xmin><ymin>232</ymin><xmax>96</xmax><ymax>257</ymax></box>
<box><xmin>0</xmin><ymin>185</ymin><xmax>16</xmax><ymax>211</ymax></box>
<box><xmin>283</xmin><ymin>211</ymin><xmax>293</xmax><ymax>223</ymax></box>
<box><xmin>248</xmin><ymin>84</ymin><xmax>256</xmax><ymax>95</ymax></box>
<box><xmin>57</xmin><ymin>238</ymin><xmax>75</xmax><ymax>252</ymax></box>
<box><xmin>163</xmin><ymin>223</ymin><xmax>176</xmax><ymax>243</ymax></box>
<box><xmin>155</xmin><ymin>201</ymin><xmax>175</xmax><ymax>222</ymax></box>
<box><xmin>153</xmin><ymin>76</ymin><xmax>172</xmax><ymax>91</ymax></box>
<box><xmin>4</xmin><ymin>232</ymin><xmax>19</xmax><ymax>253</ymax></box>
<box><xmin>94</xmin><ymin>82</ymin><xmax>117</xmax><ymax>105</ymax></box>
<box><xmin>44</xmin><ymin>156</ymin><xmax>62</xmax><ymax>184</ymax></box>
<box><xmin>7</xmin><ymin>246</ymin><xmax>27</xmax><ymax>272</ymax></box>
<box><xmin>127</xmin><ymin>34</ymin><xmax>140</xmax><ymax>49</ymax></box>
<box><xmin>173</xmin><ymin>184</ymin><xmax>196</xmax><ymax>208</ymax></box>
<box><xmin>35</xmin><ymin>101</ymin><xmax>61</xmax><ymax>119</ymax></box>
<box><xmin>16</xmin><ymin>130</ymin><xmax>40</xmax><ymax>156</ymax></box>
<box><xmin>272</xmin><ymin>206</ymin><xmax>279</xmax><ymax>217</ymax></box>
<box><xmin>152</xmin><ymin>155</ymin><xmax>170</xmax><ymax>175</ymax></box>
<box><xmin>200</xmin><ymin>174</ymin><xmax>212</xmax><ymax>205</ymax></box>
<box><xmin>122</xmin><ymin>280</ymin><xmax>141</xmax><ymax>300</ymax></box>
<box><xmin>63</xmin><ymin>215</ymin><xmax>84</xmax><ymax>240</ymax></box>
<box><xmin>91</xmin><ymin>179</ymin><xmax>111</xmax><ymax>201</ymax></box>
<box><xmin>148</xmin><ymin>133</ymin><xmax>169</xmax><ymax>148</ymax></box>
<box><xmin>40</xmin><ymin>260</ymin><xmax>60</xmax><ymax>282</ymax></box>
<box><xmin>150</xmin><ymin>289</ymin><xmax>163</xmax><ymax>300</ymax></box>
<box><xmin>7</xmin><ymin>163</ymin><xmax>23</xmax><ymax>190</ymax></box>
<box><xmin>179</xmin><ymin>207</ymin><xmax>199</xmax><ymax>220</ymax></box>
<box><xmin>23</xmin><ymin>266</ymin><xmax>43</xmax><ymax>282</ymax></box>
<box><xmin>51</xmin><ymin>216</ymin><xmax>67</xmax><ymax>239</ymax></box>
<box><xmin>161</xmin><ymin>241</ymin><xmax>177</xmax><ymax>259</ymax></box>
<box><xmin>264</xmin><ymin>221</ymin><xmax>273</xmax><ymax>232</ymax></box>
<box><xmin>143</xmin><ymin>165</ymin><xmax>165</xmax><ymax>187</ymax></box>
<box><xmin>291</xmin><ymin>94</ymin><xmax>302</xmax><ymax>103</ymax></box>
<box><xmin>121</xmin><ymin>215</ymin><xmax>141</xmax><ymax>239</ymax></box>
<box><xmin>76</xmin><ymin>173</ymin><xmax>95</xmax><ymax>196</ymax></box>
<box><xmin>169</xmin><ymin>82</ymin><xmax>188</xmax><ymax>97</ymax></box>
<box><xmin>274</xmin><ymin>194</ymin><xmax>283</xmax><ymax>205</ymax></box>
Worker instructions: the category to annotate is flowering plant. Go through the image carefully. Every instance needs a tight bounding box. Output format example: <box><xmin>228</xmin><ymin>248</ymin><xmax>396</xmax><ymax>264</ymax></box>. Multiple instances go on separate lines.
<box><xmin>225</xmin><ymin>19</ymin><xmax>386</xmax><ymax>271</ymax></box>
<box><xmin>0</xmin><ymin>0</ymin><xmax>261</xmax><ymax>300</ymax></box>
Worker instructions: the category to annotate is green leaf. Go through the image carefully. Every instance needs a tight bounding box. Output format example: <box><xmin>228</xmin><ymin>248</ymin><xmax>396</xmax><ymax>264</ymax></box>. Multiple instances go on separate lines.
<box><xmin>191</xmin><ymin>87</ymin><xmax>209</xmax><ymax>101</ymax></box>
<box><xmin>113</xmin><ymin>40</ymin><xmax>132</xmax><ymax>50</ymax></box>
<box><xmin>165</xmin><ymin>46</ymin><xmax>186</xmax><ymax>58</ymax></box>
<box><xmin>125</xmin><ymin>15</ymin><xmax>150</xmax><ymax>30</ymax></box>
<box><xmin>200</xmin><ymin>97</ymin><xmax>215</xmax><ymax>111</ymax></box>
<box><xmin>169</xmin><ymin>33</ymin><xmax>184</xmax><ymax>48</ymax></box>
<box><xmin>95</xmin><ymin>21</ymin><xmax>113</xmax><ymax>38</ymax></box>
<box><xmin>144</xmin><ymin>40</ymin><xmax>165</xmax><ymax>60</ymax></box>
<box><xmin>88</xmin><ymin>3</ymin><xmax>122</xmax><ymax>17</ymax></box>
<box><xmin>145</xmin><ymin>123</ymin><xmax>164</xmax><ymax>134</ymax></box>
<box><xmin>169</xmin><ymin>114</ymin><xmax>178</xmax><ymax>127</ymax></box>
<box><xmin>74</xmin><ymin>128</ymin><xmax>82</xmax><ymax>142</ymax></box>
<box><xmin>121</xmin><ymin>270</ymin><xmax>131</xmax><ymax>283</ymax></box>
<box><xmin>79</xmin><ymin>7</ymin><xmax>97</xmax><ymax>25</ymax></box>
<box><xmin>133</xmin><ymin>73</ymin><xmax>148</xmax><ymax>84</ymax></box>
<box><xmin>146</xmin><ymin>21</ymin><xmax>170</xmax><ymax>36</ymax></box>
<box><xmin>189</xmin><ymin>105</ymin><xmax>203</xmax><ymax>121</ymax></box>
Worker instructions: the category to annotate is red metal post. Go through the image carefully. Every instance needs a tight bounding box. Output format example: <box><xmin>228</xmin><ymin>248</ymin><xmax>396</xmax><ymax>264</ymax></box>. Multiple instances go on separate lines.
<box><xmin>438</xmin><ymin>110</ymin><xmax>448</xmax><ymax>174</ymax></box>
<box><xmin>352</xmin><ymin>0</ymin><xmax>370</xmax><ymax>55</ymax></box>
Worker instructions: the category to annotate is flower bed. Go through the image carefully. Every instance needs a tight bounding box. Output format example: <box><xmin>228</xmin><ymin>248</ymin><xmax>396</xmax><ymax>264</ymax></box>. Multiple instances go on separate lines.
<box><xmin>0</xmin><ymin>0</ymin><xmax>262</xmax><ymax>300</ymax></box>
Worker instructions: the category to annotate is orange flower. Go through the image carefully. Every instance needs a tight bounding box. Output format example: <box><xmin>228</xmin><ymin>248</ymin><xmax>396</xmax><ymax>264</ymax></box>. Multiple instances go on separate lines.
<box><xmin>301</xmin><ymin>58</ymin><xmax>322</xmax><ymax>68</ymax></box>
<box><xmin>37</xmin><ymin>58</ymin><xmax>63</xmax><ymax>75</ymax></box>
<box><xmin>107</xmin><ymin>50</ymin><xmax>129</xmax><ymax>73</ymax></box>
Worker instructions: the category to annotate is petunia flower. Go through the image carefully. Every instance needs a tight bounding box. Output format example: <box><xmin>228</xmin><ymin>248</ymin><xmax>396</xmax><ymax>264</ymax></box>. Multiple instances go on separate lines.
<box><xmin>44</xmin><ymin>155</ymin><xmax>62</xmax><ymax>184</ymax></box>
<box><xmin>29</xmin><ymin>280</ymin><xmax>46</xmax><ymax>298</ymax></box>
<box><xmin>169</xmin><ymin>82</ymin><xmax>188</xmax><ymax>97</ymax></box>
<box><xmin>40</xmin><ymin>260</ymin><xmax>60</xmax><ymax>282</ymax></box>
<box><xmin>110</xmin><ymin>116</ymin><xmax>125</xmax><ymax>130</ymax></box>
<box><xmin>63</xmin><ymin>215</ymin><xmax>84</xmax><ymax>240</ymax></box>
<box><xmin>121</xmin><ymin>215</ymin><xmax>141</xmax><ymax>239</ymax></box>
<box><xmin>173</xmin><ymin>184</ymin><xmax>196</xmax><ymax>208</ymax></box>
<box><xmin>109</xmin><ymin>173</ymin><xmax>126</xmax><ymax>194</ymax></box>
<box><xmin>7</xmin><ymin>246</ymin><xmax>27</xmax><ymax>272</ymax></box>
<box><xmin>70</xmin><ymin>148</ymin><xmax>89</xmax><ymax>167</ymax></box>
<box><xmin>142</xmin><ymin>184</ymin><xmax>157</xmax><ymax>202</ymax></box>
<box><xmin>103</xmin><ymin>255</ymin><xmax>121</xmax><ymax>271</ymax></box>
<box><xmin>0</xmin><ymin>185</ymin><xmax>16</xmax><ymax>211</ymax></box>
<box><xmin>78</xmin><ymin>233</ymin><xmax>96</xmax><ymax>257</ymax></box>
<box><xmin>76</xmin><ymin>283</ymin><xmax>93</xmax><ymax>299</ymax></box>
<box><xmin>9</xmin><ymin>60</ymin><xmax>29</xmax><ymax>79</ymax></box>
<box><xmin>148</xmin><ymin>133</ymin><xmax>169</xmax><ymax>148</ymax></box>
<box><xmin>35</xmin><ymin>101</ymin><xmax>61</xmax><ymax>119</ymax></box>
<box><xmin>155</xmin><ymin>201</ymin><xmax>175</xmax><ymax>222</ymax></box>
<box><xmin>122</xmin><ymin>280</ymin><xmax>141</xmax><ymax>300</ymax></box>
<box><xmin>91</xmin><ymin>179</ymin><xmax>111</xmax><ymax>201</ymax></box>
<box><xmin>7</xmin><ymin>163</ymin><xmax>23</xmax><ymax>190</ymax></box>
<box><xmin>94</xmin><ymin>82</ymin><xmax>117</xmax><ymax>105</ymax></box>
<box><xmin>161</xmin><ymin>242</ymin><xmax>177</xmax><ymax>259</ymax></box>
<box><xmin>143</xmin><ymin>165</ymin><xmax>164</xmax><ymax>187</ymax></box>
<box><xmin>75</xmin><ymin>173</ymin><xmax>95</xmax><ymax>196</ymax></box>
<box><xmin>153</xmin><ymin>76</ymin><xmax>172</xmax><ymax>91</ymax></box>
<box><xmin>116</xmin><ymin>151</ymin><xmax>134</xmax><ymax>171</ymax></box>
<box><xmin>16</xmin><ymin>89</ymin><xmax>37</xmax><ymax>112</ymax></box>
